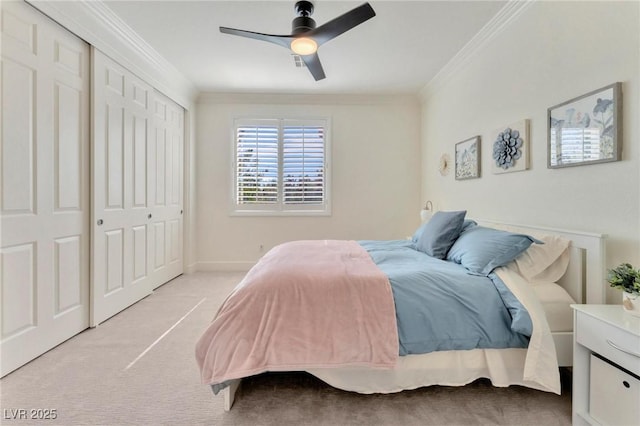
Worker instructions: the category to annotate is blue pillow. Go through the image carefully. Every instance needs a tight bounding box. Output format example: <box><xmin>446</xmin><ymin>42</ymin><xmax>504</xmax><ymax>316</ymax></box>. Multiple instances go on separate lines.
<box><xmin>412</xmin><ymin>218</ymin><xmax>476</xmax><ymax>244</ymax></box>
<box><xmin>415</xmin><ymin>210</ymin><xmax>467</xmax><ymax>259</ymax></box>
<box><xmin>412</xmin><ymin>218</ymin><xmax>475</xmax><ymax>243</ymax></box>
<box><xmin>447</xmin><ymin>226</ymin><xmax>541</xmax><ymax>276</ymax></box>
<box><xmin>411</xmin><ymin>221</ymin><xmax>428</xmax><ymax>243</ymax></box>
<box><xmin>460</xmin><ymin>219</ymin><xmax>477</xmax><ymax>233</ymax></box>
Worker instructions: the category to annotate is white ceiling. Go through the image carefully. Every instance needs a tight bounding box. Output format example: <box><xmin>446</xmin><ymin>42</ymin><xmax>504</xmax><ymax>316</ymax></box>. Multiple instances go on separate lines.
<box><xmin>103</xmin><ymin>0</ymin><xmax>506</xmax><ymax>95</ymax></box>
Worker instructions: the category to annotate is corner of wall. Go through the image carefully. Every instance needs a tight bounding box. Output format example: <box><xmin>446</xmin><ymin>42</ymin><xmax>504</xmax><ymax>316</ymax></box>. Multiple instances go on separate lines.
<box><xmin>419</xmin><ymin>0</ymin><xmax>536</xmax><ymax>102</ymax></box>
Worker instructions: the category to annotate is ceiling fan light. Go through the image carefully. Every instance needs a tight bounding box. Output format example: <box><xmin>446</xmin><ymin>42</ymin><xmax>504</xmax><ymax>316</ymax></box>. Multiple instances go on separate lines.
<box><xmin>290</xmin><ymin>37</ymin><xmax>317</xmax><ymax>55</ymax></box>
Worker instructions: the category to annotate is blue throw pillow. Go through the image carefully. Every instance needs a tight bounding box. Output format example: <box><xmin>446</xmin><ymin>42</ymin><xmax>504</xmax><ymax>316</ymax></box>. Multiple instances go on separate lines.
<box><xmin>415</xmin><ymin>210</ymin><xmax>467</xmax><ymax>259</ymax></box>
<box><xmin>447</xmin><ymin>226</ymin><xmax>541</xmax><ymax>276</ymax></box>
<box><xmin>413</xmin><ymin>219</ymin><xmax>475</xmax><ymax>243</ymax></box>
<box><xmin>460</xmin><ymin>219</ymin><xmax>477</xmax><ymax>233</ymax></box>
<box><xmin>411</xmin><ymin>221</ymin><xmax>429</xmax><ymax>243</ymax></box>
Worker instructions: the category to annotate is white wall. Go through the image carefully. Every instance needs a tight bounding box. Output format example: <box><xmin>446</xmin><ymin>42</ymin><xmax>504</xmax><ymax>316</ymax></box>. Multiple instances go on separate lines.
<box><xmin>421</xmin><ymin>1</ymin><xmax>639</xmax><ymax>302</ymax></box>
<box><xmin>196</xmin><ymin>94</ymin><xmax>421</xmax><ymax>270</ymax></box>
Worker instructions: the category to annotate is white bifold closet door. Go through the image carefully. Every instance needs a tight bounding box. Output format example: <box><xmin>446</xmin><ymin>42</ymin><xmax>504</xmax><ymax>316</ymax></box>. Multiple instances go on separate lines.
<box><xmin>1</xmin><ymin>1</ymin><xmax>90</xmax><ymax>376</ymax></box>
<box><xmin>91</xmin><ymin>50</ymin><xmax>184</xmax><ymax>326</ymax></box>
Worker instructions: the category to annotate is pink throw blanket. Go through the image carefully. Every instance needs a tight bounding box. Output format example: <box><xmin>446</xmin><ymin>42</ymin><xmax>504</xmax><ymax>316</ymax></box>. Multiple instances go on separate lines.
<box><xmin>195</xmin><ymin>240</ymin><xmax>399</xmax><ymax>386</ymax></box>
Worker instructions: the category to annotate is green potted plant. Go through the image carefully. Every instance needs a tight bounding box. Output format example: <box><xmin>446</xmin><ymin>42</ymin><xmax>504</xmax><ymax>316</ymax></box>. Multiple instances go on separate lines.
<box><xmin>607</xmin><ymin>263</ymin><xmax>640</xmax><ymax>316</ymax></box>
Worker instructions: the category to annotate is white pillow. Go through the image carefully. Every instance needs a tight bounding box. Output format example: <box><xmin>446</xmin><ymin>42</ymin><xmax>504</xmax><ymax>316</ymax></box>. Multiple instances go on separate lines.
<box><xmin>514</xmin><ymin>234</ymin><xmax>571</xmax><ymax>283</ymax></box>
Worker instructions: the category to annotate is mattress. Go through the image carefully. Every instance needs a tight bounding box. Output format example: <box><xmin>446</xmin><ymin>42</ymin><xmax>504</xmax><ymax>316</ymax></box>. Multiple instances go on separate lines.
<box><xmin>531</xmin><ymin>282</ymin><xmax>576</xmax><ymax>333</ymax></box>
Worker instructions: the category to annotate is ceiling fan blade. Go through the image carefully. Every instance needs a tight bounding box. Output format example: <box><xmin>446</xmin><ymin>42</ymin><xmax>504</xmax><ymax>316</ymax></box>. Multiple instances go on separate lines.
<box><xmin>220</xmin><ymin>27</ymin><xmax>292</xmax><ymax>49</ymax></box>
<box><xmin>300</xmin><ymin>53</ymin><xmax>326</xmax><ymax>81</ymax></box>
<box><xmin>309</xmin><ymin>3</ymin><xmax>375</xmax><ymax>46</ymax></box>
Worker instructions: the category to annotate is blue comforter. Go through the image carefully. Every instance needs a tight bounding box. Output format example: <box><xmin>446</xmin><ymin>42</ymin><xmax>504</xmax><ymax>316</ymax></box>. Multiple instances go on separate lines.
<box><xmin>359</xmin><ymin>240</ymin><xmax>531</xmax><ymax>356</ymax></box>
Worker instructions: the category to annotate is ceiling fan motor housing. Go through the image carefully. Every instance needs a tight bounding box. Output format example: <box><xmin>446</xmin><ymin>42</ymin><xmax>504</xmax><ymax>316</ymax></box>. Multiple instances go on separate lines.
<box><xmin>292</xmin><ymin>16</ymin><xmax>316</xmax><ymax>34</ymax></box>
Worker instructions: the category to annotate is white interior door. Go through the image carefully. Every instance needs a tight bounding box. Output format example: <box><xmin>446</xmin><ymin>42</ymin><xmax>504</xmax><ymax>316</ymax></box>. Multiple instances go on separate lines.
<box><xmin>150</xmin><ymin>91</ymin><xmax>184</xmax><ymax>288</ymax></box>
<box><xmin>91</xmin><ymin>49</ymin><xmax>154</xmax><ymax>325</ymax></box>
<box><xmin>1</xmin><ymin>1</ymin><xmax>90</xmax><ymax>376</ymax></box>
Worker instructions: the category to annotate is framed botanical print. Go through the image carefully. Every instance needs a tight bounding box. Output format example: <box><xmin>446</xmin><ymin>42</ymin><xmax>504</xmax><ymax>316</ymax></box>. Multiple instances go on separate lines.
<box><xmin>548</xmin><ymin>82</ymin><xmax>622</xmax><ymax>168</ymax></box>
<box><xmin>455</xmin><ymin>136</ymin><xmax>480</xmax><ymax>180</ymax></box>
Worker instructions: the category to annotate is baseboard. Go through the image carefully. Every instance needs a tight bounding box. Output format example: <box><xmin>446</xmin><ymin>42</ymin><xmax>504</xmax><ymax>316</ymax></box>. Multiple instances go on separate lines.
<box><xmin>184</xmin><ymin>263</ymin><xmax>198</xmax><ymax>274</ymax></box>
<box><xmin>196</xmin><ymin>261</ymin><xmax>255</xmax><ymax>272</ymax></box>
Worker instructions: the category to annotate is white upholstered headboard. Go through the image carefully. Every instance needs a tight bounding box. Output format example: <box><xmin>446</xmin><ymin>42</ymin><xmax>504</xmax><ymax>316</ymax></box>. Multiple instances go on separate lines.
<box><xmin>477</xmin><ymin>220</ymin><xmax>607</xmax><ymax>304</ymax></box>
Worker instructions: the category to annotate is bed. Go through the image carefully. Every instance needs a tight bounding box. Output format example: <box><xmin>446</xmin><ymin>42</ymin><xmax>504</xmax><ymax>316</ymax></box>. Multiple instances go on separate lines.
<box><xmin>195</xmin><ymin>216</ymin><xmax>606</xmax><ymax>411</ymax></box>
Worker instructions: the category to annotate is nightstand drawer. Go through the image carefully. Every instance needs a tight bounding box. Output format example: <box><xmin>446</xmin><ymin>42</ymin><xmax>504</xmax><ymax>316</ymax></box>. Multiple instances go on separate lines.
<box><xmin>575</xmin><ymin>311</ymin><xmax>640</xmax><ymax>376</ymax></box>
<box><xmin>589</xmin><ymin>355</ymin><xmax>640</xmax><ymax>426</ymax></box>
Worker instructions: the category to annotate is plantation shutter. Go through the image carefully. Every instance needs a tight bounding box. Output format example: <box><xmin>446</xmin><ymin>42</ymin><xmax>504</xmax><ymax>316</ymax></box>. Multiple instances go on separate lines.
<box><xmin>236</xmin><ymin>123</ymin><xmax>279</xmax><ymax>204</ymax></box>
<box><xmin>233</xmin><ymin>117</ymin><xmax>330</xmax><ymax>215</ymax></box>
<box><xmin>282</xmin><ymin>123</ymin><xmax>325</xmax><ymax>205</ymax></box>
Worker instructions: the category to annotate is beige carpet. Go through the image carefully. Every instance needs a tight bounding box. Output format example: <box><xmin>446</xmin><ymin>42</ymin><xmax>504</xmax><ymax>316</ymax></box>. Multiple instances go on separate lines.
<box><xmin>0</xmin><ymin>272</ymin><xmax>572</xmax><ymax>425</ymax></box>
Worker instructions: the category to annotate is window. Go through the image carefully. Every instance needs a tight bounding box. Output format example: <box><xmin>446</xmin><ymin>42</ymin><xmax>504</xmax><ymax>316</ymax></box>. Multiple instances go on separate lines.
<box><xmin>233</xmin><ymin>118</ymin><xmax>330</xmax><ymax>215</ymax></box>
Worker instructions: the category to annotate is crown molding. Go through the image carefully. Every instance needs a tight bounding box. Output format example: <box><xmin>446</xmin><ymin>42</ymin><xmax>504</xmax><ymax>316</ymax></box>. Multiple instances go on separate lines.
<box><xmin>26</xmin><ymin>0</ymin><xmax>198</xmax><ymax>107</ymax></box>
<box><xmin>197</xmin><ymin>92</ymin><xmax>421</xmax><ymax>106</ymax></box>
<box><xmin>419</xmin><ymin>0</ymin><xmax>536</xmax><ymax>102</ymax></box>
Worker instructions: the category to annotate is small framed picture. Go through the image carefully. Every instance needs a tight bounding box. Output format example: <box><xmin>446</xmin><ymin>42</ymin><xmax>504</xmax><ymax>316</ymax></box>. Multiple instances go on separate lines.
<box><xmin>455</xmin><ymin>136</ymin><xmax>481</xmax><ymax>180</ymax></box>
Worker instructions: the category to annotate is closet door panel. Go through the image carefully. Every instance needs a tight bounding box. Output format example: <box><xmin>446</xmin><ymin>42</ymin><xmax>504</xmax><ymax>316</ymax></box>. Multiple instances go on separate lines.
<box><xmin>132</xmin><ymin>115</ymin><xmax>148</xmax><ymax>208</ymax></box>
<box><xmin>150</xmin><ymin>91</ymin><xmax>183</xmax><ymax>288</ymax></box>
<box><xmin>1</xmin><ymin>1</ymin><xmax>89</xmax><ymax>377</ymax></box>
<box><xmin>104</xmin><ymin>228</ymin><xmax>125</xmax><ymax>294</ymax></box>
<box><xmin>171</xmin><ymin>137</ymin><xmax>181</xmax><ymax>204</ymax></box>
<box><xmin>1</xmin><ymin>58</ymin><xmax>35</xmax><ymax>214</ymax></box>
<box><xmin>54</xmin><ymin>82</ymin><xmax>82</xmax><ymax>210</ymax></box>
<box><xmin>153</xmin><ymin>221</ymin><xmax>166</xmax><ymax>269</ymax></box>
<box><xmin>1</xmin><ymin>243</ymin><xmax>36</xmax><ymax>337</ymax></box>
<box><xmin>91</xmin><ymin>49</ymin><xmax>153</xmax><ymax>325</ymax></box>
<box><xmin>105</xmin><ymin>103</ymin><xmax>125</xmax><ymax>209</ymax></box>
<box><xmin>154</xmin><ymin>124</ymin><xmax>166</xmax><ymax>206</ymax></box>
<box><xmin>54</xmin><ymin>235</ymin><xmax>83</xmax><ymax>314</ymax></box>
<box><xmin>132</xmin><ymin>225</ymin><xmax>148</xmax><ymax>282</ymax></box>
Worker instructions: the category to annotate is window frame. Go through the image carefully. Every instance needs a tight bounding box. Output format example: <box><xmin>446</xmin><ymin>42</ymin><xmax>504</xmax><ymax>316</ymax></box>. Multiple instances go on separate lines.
<box><xmin>230</xmin><ymin>116</ymin><xmax>331</xmax><ymax>217</ymax></box>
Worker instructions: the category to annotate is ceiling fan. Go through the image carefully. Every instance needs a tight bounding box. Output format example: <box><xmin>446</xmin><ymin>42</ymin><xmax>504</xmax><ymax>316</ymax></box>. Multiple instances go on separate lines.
<box><xmin>219</xmin><ymin>1</ymin><xmax>376</xmax><ymax>81</ymax></box>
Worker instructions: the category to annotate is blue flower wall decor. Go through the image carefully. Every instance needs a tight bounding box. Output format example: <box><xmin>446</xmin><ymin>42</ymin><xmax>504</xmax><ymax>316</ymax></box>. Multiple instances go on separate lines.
<box><xmin>493</xmin><ymin>128</ymin><xmax>523</xmax><ymax>169</ymax></box>
<box><xmin>492</xmin><ymin>120</ymin><xmax>530</xmax><ymax>174</ymax></box>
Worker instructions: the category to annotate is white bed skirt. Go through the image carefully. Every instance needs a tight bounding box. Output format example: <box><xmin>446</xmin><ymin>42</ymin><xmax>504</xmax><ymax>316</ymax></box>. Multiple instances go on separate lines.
<box><xmin>307</xmin><ymin>347</ymin><xmax>553</xmax><ymax>394</ymax></box>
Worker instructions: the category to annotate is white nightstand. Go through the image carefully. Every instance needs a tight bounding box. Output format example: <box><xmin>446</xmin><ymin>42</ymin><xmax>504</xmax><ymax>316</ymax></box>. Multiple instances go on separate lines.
<box><xmin>571</xmin><ymin>304</ymin><xmax>640</xmax><ymax>425</ymax></box>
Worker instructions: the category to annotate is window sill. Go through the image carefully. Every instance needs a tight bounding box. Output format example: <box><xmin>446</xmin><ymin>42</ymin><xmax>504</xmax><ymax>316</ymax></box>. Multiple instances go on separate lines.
<box><xmin>229</xmin><ymin>209</ymin><xmax>331</xmax><ymax>217</ymax></box>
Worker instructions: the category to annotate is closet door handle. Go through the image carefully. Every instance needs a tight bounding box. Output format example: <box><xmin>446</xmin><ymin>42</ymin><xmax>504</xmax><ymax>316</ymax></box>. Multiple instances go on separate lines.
<box><xmin>97</xmin><ymin>219</ymin><xmax>103</xmax><ymax>226</ymax></box>
<box><xmin>606</xmin><ymin>339</ymin><xmax>640</xmax><ymax>358</ymax></box>
<box><xmin>148</xmin><ymin>214</ymin><xmax>152</xmax><ymax>219</ymax></box>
